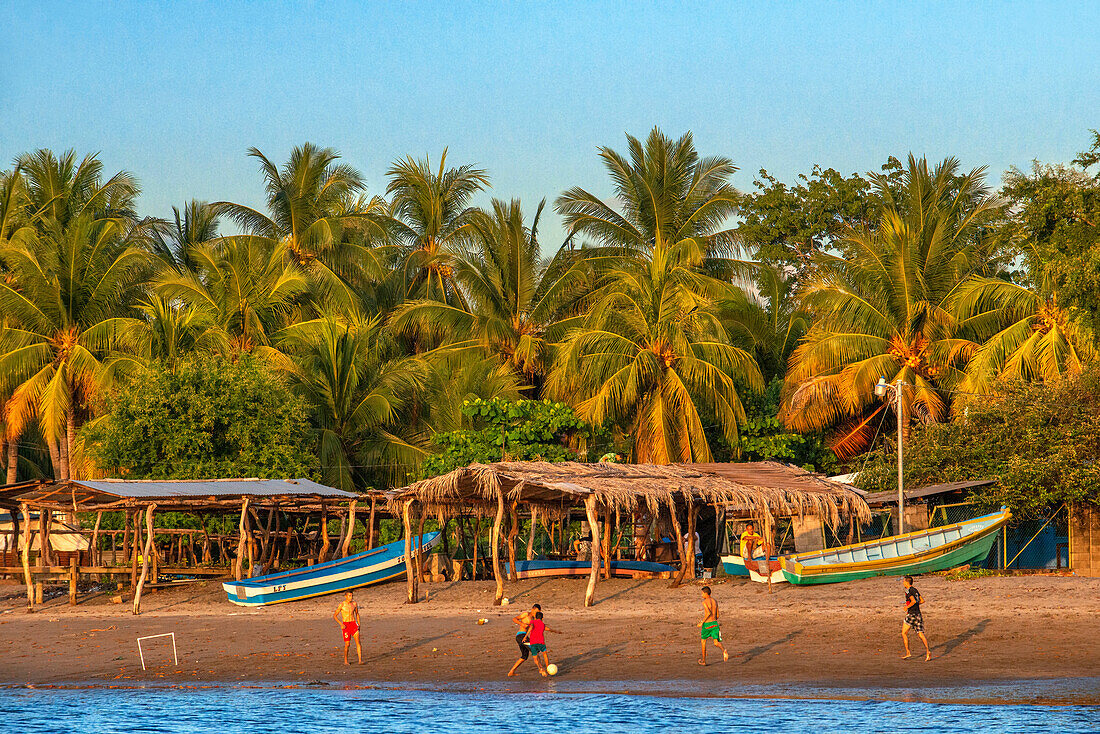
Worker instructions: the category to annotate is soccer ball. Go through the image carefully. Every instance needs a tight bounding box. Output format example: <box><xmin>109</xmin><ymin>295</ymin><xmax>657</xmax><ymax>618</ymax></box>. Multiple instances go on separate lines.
<box><xmin>546</xmin><ymin>664</ymin><xmax>558</xmax><ymax>676</ymax></box>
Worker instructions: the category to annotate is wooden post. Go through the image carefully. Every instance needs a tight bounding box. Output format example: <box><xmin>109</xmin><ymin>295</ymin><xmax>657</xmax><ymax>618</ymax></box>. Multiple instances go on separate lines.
<box><xmin>527</xmin><ymin>507</ymin><xmax>537</xmax><ymax>561</ymax></box>
<box><xmin>403</xmin><ymin>500</ymin><xmax>417</xmax><ymax>604</ymax></box>
<box><xmin>491</xmin><ymin>490</ymin><xmax>506</xmax><ymax>605</ymax></box>
<box><xmin>341</xmin><ymin>500</ymin><xmax>358</xmax><ymax>558</ymax></box>
<box><xmin>151</xmin><ymin>524</ymin><xmax>160</xmax><ymax>586</ymax></box>
<box><xmin>37</xmin><ymin>510</ymin><xmax>48</xmax><ymax>569</ymax></box>
<box><xmin>601</xmin><ymin>507</ymin><xmax>612</xmax><ymax>580</ymax></box>
<box><xmin>234</xmin><ymin>498</ymin><xmax>250</xmax><ymax>581</ymax></box>
<box><xmin>122</xmin><ymin>510</ymin><xmax>131</xmax><ymax>569</ymax></box>
<box><xmin>68</xmin><ymin>556</ymin><xmax>78</xmax><ymax>606</ymax></box>
<box><xmin>415</xmin><ymin>511</ymin><xmax>427</xmax><ymax>583</ymax></box>
<box><xmin>584</xmin><ymin>496</ymin><xmax>602</xmax><ymax>607</ymax></box>
<box><xmin>367</xmin><ymin>497</ymin><xmax>376</xmax><ymax>549</ymax></box>
<box><xmin>472</xmin><ymin>513</ymin><xmax>481</xmax><ymax>580</ymax></box>
<box><xmin>91</xmin><ymin>511</ymin><xmax>103</xmax><ymax>569</ymax></box>
<box><xmin>130</xmin><ymin>510</ymin><xmax>141</xmax><ymax>590</ymax></box>
<box><xmin>668</xmin><ymin>497</ymin><xmax>687</xmax><ymax>588</ymax></box>
<box><xmin>506</xmin><ymin>502</ymin><xmax>519</xmax><ymax>582</ymax></box>
<box><xmin>319</xmin><ymin>505</ymin><xmax>331</xmax><ymax>563</ymax></box>
<box><xmin>20</xmin><ymin>504</ymin><xmax>33</xmax><ymax>611</ymax></box>
<box><xmin>132</xmin><ymin>504</ymin><xmax>156</xmax><ymax>615</ymax></box>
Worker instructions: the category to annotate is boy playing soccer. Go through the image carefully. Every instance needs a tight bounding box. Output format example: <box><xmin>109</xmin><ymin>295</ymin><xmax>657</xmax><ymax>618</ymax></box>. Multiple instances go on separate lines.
<box><xmin>698</xmin><ymin>586</ymin><xmax>729</xmax><ymax>665</ymax></box>
<box><xmin>524</xmin><ymin>610</ymin><xmax>560</xmax><ymax>677</ymax></box>
<box><xmin>901</xmin><ymin>575</ymin><xmax>931</xmax><ymax>661</ymax></box>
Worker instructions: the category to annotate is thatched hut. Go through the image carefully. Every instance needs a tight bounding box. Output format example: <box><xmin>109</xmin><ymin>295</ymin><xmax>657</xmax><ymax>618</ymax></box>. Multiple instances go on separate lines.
<box><xmin>390</xmin><ymin>461</ymin><xmax>871</xmax><ymax>607</ymax></box>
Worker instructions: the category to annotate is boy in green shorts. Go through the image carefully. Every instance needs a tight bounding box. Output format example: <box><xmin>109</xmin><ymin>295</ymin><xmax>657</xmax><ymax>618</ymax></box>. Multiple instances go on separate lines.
<box><xmin>698</xmin><ymin>586</ymin><xmax>729</xmax><ymax>665</ymax></box>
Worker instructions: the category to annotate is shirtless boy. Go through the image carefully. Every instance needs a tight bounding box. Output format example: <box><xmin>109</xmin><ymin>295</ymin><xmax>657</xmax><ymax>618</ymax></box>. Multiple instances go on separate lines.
<box><xmin>698</xmin><ymin>586</ymin><xmax>729</xmax><ymax>665</ymax></box>
<box><xmin>333</xmin><ymin>591</ymin><xmax>362</xmax><ymax>665</ymax></box>
<box><xmin>507</xmin><ymin>603</ymin><xmax>541</xmax><ymax>676</ymax></box>
<box><xmin>901</xmin><ymin>575</ymin><xmax>931</xmax><ymax>661</ymax></box>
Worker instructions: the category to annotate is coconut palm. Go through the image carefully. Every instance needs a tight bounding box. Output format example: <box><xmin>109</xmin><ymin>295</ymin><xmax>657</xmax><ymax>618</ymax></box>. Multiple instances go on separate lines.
<box><xmin>157</xmin><ymin>236</ymin><xmax>310</xmax><ymax>354</ymax></box>
<box><xmin>150</xmin><ymin>200</ymin><xmax>221</xmax><ymax>273</ymax></box>
<box><xmin>781</xmin><ymin>155</ymin><xmax>1004</xmax><ymax>457</ymax></box>
<box><xmin>385</xmin><ymin>150</ymin><xmax>489</xmax><ymax>307</ymax></box>
<box><xmin>0</xmin><ymin>214</ymin><xmax>151</xmax><ymax>479</ymax></box>
<box><xmin>274</xmin><ymin>315</ymin><xmax>428</xmax><ymax>489</ymax></box>
<box><xmin>18</xmin><ymin>149</ymin><xmax>139</xmax><ymax>228</ymax></box>
<box><xmin>952</xmin><ymin>276</ymin><xmax>1095</xmax><ymax>395</ymax></box>
<box><xmin>213</xmin><ymin>144</ymin><xmax>389</xmax><ymax>309</ymax></box>
<box><xmin>391</xmin><ymin>198</ymin><xmax>590</xmax><ymax>387</ymax></box>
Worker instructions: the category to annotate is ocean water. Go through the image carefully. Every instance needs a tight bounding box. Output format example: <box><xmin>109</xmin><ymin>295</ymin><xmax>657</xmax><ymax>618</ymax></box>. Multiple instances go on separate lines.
<box><xmin>1</xmin><ymin>686</ymin><xmax>1098</xmax><ymax>734</ymax></box>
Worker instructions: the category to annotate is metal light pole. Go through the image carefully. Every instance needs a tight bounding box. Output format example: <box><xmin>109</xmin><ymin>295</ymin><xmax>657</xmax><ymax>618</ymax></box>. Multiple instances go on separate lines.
<box><xmin>876</xmin><ymin>377</ymin><xmax>906</xmax><ymax>535</ymax></box>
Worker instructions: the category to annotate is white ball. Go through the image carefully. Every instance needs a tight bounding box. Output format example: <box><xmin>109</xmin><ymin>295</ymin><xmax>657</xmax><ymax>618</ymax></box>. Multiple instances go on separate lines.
<box><xmin>546</xmin><ymin>664</ymin><xmax>558</xmax><ymax>676</ymax></box>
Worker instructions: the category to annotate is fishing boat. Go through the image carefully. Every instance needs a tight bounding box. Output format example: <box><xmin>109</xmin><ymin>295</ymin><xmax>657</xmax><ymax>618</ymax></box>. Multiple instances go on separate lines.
<box><xmin>721</xmin><ymin>553</ymin><xmax>786</xmax><ymax>583</ymax></box>
<box><xmin>504</xmin><ymin>558</ymin><xmax>675</xmax><ymax>580</ymax></box>
<box><xmin>223</xmin><ymin>532</ymin><xmax>441</xmax><ymax>606</ymax></box>
<box><xmin>780</xmin><ymin>507</ymin><xmax>1010</xmax><ymax>585</ymax></box>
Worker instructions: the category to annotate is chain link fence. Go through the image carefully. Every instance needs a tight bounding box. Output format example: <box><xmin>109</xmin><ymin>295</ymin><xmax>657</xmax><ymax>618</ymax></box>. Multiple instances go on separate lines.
<box><xmin>930</xmin><ymin>502</ymin><xmax>1069</xmax><ymax>570</ymax></box>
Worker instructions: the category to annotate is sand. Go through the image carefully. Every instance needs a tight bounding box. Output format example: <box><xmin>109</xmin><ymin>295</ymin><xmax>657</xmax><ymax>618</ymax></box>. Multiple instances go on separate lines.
<box><xmin>0</xmin><ymin>574</ymin><xmax>1097</xmax><ymax>691</ymax></box>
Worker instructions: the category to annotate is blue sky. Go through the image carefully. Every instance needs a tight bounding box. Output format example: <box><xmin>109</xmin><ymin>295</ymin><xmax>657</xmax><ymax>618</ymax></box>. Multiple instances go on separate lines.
<box><xmin>2</xmin><ymin>1</ymin><xmax>1098</xmax><ymax>247</ymax></box>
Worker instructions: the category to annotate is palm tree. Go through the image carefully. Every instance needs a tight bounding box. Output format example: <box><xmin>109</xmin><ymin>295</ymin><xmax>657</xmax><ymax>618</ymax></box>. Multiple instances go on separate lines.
<box><xmin>0</xmin><ymin>214</ymin><xmax>151</xmax><ymax>479</ymax></box>
<box><xmin>781</xmin><ymin>155</ymin><xmax>1005</xmax><ymax>457</ymax></box>
<box><xmin>391</xmin><ymin>198</ymin><xmax>590</xmax><ymax>387</ymax></box>
<box><xmin>274</xmin><ymin>315</ymin><xmax>427</xmax><ymax>490</ymax></box>
<box><xmin>385</xmin><ymin>150</ymin><xmax>489</xmax><ymax>307</ymax></box>
<box><xmin>157</xmin><ymin>236</ymin><xmax>310</xmax><ymax>354</ymax></box>
<box><xmin>150</xmin><ymin>200</ymin><xmax>221</xmax><ymax>272</ymax></box>
<box><xmin>213</xmin><ymin>144</ymin><xmax>389</xmax><ymax>309</ymax></box>
<box><xmin>953</xmin><ymin>275</ymin><xmax>1095</xmax><ymax>394</ymax></box>
<box><xmin>18</xmin><ymin>149</ymin><xmax>139</xmax><ymax>228</ymax></box>
<box><xmin>555</xmin><ymin>127</ymin><xmax>743</xmax><ymax>264</ymax></box>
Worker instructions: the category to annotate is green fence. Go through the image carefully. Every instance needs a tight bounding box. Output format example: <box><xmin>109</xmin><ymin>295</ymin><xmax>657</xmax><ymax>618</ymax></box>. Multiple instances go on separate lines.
<box><xmin>930</xmin><ymin>502</ymin><xmax>1069</xmax><ymax>570</ymax></box>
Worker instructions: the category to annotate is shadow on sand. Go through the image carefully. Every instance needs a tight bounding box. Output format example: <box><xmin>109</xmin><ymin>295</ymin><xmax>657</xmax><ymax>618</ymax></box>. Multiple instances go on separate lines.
<box><xmin>739</xmin><ymin>629</ymin><xmax>804</xmax><ymax>663</ymax></box>
<box><xmin>935</xmin><ymin>618</ymin><xmax>990</xmax><ymax>657</ymax></box>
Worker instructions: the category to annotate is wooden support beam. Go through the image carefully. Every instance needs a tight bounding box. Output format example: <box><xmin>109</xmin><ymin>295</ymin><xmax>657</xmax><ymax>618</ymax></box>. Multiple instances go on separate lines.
<box><xmin>506</xmin><ymin>501</ymin><xmax>519</xmax><ymax>582</ymax></box>
<box><xmin>403</xmin><ymin>500</ymin><xmax>417</xmax><ymax>604</ymax></box>
<box><xmin>491</xmin><ymin>490</ymin><xmax>506</xmax><ymax>605</ymax></box>
<box><xmin>341</xmin><ymin>500</ymin><xmax>358</xmax><ymax>558</ymax></box>
<box><xmin>20</xmin><ymin>503</ymin><xmax>33</xmax><ymax>611</ymax></box>
<box><xmin>132</xmin><ymin>503</ymin><xmax>156</xmax><ymax>615</ymax></box>
<box><xmin>668</xmin><ymin>497</ymin><xmax>687</xmax><ymax>588</ymax></box>
<box><xmin>415</xmin><ymin>511</ymin><xmax>427</xmax><ymax>584</ymax></box>
<box><xmin>367</xmin><ymin>498</ymin><xmax>376</xmax><ymax>549</ymax></box>
<box><xmin>130</xmin><ymin>510</ymin><xmax>140</xmax><ymax>590</ymax></box>
<box><xmin>234</xmin><ymin>498</ymin><xmax>250</xmax><ymax>581</ymax></box>
<box><xmin>527</xmin><ymin>507</ymin><xmax>537</xmax><ymax>561</ymax></box>
<box><xmin>68</xmin><ymin>556</ymin><xmax>78</xmax><ymax>606</ymax></box>
<box><xmin>90</xmin><ymin>511</ymin><xmax>103</xmax><ymax>570</ymax></box>
<box><xmin>319</xmin><ymin>505</ymin><xmax>331</xmax><ymax>563</ymax></box>
<box><xmin>584</xmin><ymin>496</ymin><xmax>601</xmax><ymax>607</ymax></box>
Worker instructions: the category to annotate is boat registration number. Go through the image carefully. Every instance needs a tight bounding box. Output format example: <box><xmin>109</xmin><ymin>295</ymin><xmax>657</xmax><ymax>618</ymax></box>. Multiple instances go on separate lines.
<box><xmin>273</xmin><ymin>584</ymin><xmax>287</xmax><ymax>593</ymax></box>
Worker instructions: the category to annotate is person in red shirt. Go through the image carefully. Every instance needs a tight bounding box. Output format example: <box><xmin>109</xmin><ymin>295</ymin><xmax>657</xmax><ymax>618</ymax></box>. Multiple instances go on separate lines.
<box><xmin>524</xmin><ymin>611</ymin><xmax>560</xmax><ymax>677</ymax></box>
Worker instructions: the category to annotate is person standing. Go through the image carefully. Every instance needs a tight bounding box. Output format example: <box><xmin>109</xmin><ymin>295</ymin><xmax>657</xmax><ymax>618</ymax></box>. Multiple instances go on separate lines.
<box><xmin>333</xmin><ymin>590</ymin><xmax>363</xmax><ymax>665</ymax></box>
<box><xmin>901</xmin><ymin>575</ymin><xmax>931</xmax><ymax>661</ymax></box>
<box><xmin>697</xmin><ymin>586</ymin><xmax>729</xmax><ymax>665</ymax></box>
<box><xmin>507</xmin><ymin>603</ymin><xmax>541</xmax><ymax>676</ymax></box>
<box><xmin>525</xmin><ymin>610</ymin><xmax>559</xmax><ymax>677</ymax></box>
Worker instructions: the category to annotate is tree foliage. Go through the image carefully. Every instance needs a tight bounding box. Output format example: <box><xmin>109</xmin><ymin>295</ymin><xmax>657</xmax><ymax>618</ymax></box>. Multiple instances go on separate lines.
<box><xmin>422</xmin><ymin>398</ymin><xmax>590</xmax><ymax>478</ymax></box>
<box><xmin>83</xmin><ymin>356</ymin><xmax>318</xmax><ymax>479</ymax></box>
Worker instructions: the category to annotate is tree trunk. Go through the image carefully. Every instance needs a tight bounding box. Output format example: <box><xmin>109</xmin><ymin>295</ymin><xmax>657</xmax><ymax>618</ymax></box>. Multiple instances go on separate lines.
<box><xmin>47</xmin><ymin>440</ymin><xmax>61</xmax><ymax>482</ymax></box>
<box><xmin>367</xmin><ymin>498</ymin><xmax>376</xmax><ymax>549</ymax></box>
<box><xmin>506</xmin><ymin>502</ymin><xmax>519</xmax><ymax>582</ymax></box>
<box><xmin>66</xmin><ymin>410</ymin><xmax>77</xmax><ymax>481</ymax></box>
<box><xmin>584</xmin><ymin>497</ymin><xmax>602</xmax><ymax>607</ymax></box>
<box><xmin>132</xmin><ymin>504</ymin><xmax>156</xmax><ymax>615</ymax></box>
<box><xmin>5</xmin><ymin>435</ymin><xmax>17</xmax><ymax>484</ymax></box>
<box><xmin>91</xmin><ymin>511</ymin><xmax>103</xmax><ymax>569</ymax></box>
<box><xmin>491</xmin><ymin>490</ymin><xmax>506</xmax><ymax>605</ymax></box>
<box><xmin>341</xmin><ymin>500</ymin><xmax>358</xmax><ymax>558</ymax></box>
<box><xmin>319</xmin><ymin>506</ymin><xmax>331</xmax><ymax>563</ymax></box>
<box><xmin>130</xmin><ymin>511</ymin><xmax>140</xmax><ymax>589</ymax></box>
<box><xmin>20</xmin><ymin>504</ymin><xmax>33</xmax><ymax>610</ymax></box>
<box><xmin>668</xmin><ymin>498</ymin><xmax>687</xmax><ymax>588</ymax></box>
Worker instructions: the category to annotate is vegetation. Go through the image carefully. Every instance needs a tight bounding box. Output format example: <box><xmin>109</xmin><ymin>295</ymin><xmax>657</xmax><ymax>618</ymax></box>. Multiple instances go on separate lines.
<box><xmin>1</xmin><ymin>128</ymin><xmax>1099</xmax><ymax>513</ymax></box>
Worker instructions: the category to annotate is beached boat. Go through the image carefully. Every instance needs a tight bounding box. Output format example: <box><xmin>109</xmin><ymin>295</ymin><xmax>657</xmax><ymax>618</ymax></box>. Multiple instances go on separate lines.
<box><xmin>721</xmin><ymin>553</ymin><xmax>785</xmax><ymax>583</ymax></box>
<box><xmin>780</xmin><ymin>508</ymin><xmax>1011</xmax><ymax>585</ymax></box>
<box><xmin>223</xmin><ymin>532</ymin><xmax>441</xmax><ymax>606</ymax></box>
<box><xmin>504</xmin><ymin>558</ymin><xmax>675</xmax><ymax>580</ymax></box>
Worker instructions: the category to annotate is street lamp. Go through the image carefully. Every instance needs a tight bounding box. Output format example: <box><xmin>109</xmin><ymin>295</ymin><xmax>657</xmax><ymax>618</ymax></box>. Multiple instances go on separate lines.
<box><xmin>875</xmin><ymin>376</ymin><xmax>906</xmax><ymax>534</ymax></box>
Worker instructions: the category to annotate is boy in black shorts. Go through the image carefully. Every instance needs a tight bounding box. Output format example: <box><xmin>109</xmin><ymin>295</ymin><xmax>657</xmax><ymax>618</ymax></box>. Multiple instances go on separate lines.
<box><xmin>901</xmin><ymin>575</ymin><xmax>931</xmax><ymax>661</ymax></box>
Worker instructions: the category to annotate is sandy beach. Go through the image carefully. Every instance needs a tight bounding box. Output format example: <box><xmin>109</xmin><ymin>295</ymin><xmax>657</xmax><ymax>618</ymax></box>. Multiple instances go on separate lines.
<box><xmin>0</xmin><ymin>573</ymin><xmax>1097</xmax><ymax>691</ymax></box>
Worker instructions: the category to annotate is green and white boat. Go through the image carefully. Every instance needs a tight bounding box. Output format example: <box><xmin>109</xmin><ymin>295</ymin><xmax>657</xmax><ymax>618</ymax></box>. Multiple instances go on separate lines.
<box><xmin>780</xmin><ymin>507</ymin><xmax>1011</xmax><ymax>585</ymax></box>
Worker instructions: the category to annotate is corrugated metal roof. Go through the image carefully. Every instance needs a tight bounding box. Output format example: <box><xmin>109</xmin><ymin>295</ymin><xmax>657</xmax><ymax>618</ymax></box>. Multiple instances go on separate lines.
<box><xmin>72</xmin><ymin>478</ymin><xmax>355</xmax><ymax>499</ymax></box>
<box><xmin>865</xmin><ymin>479</ymin><xmax>994</xmax><ymax>505</ymax></box>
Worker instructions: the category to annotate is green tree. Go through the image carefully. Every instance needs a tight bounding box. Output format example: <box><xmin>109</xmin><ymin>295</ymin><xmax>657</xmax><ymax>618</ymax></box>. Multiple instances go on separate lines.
<box><xmin>83</xmin><ymin>356</ymin><xmax>317</xmax><ymax>479</ymax></box>
<box><xmin>422</xmin><ymin>398</ymin><xmax>589</xmax><ymax>477</ymax></box>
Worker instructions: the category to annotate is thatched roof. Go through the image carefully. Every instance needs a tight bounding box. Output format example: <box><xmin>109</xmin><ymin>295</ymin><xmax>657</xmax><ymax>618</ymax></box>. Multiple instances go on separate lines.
<box><xmin>390</xmin><ymin>461</ymin><xmax>872</xmax><ymax>528</ymax></box>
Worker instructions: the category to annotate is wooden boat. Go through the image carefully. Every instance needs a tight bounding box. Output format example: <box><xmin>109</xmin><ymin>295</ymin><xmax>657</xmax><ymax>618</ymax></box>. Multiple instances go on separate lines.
<box><xmin>780</xmin><ymin>508</ymin><xmax>1010</xmax><ymax>585</ymax></box>
<box><xmin>223</xmin><ymin>532</ymin><xmax>441</xmax><ymax>606</ymax></box>
<box><xmin>722</xmin><ymin>553</ymin><xmax>786</xmax><ymax>583</ymax></box>
<box><xmin>505</xmin><ymin>558</ymin><xmax>675</xmax><ymax>580</ymax></box>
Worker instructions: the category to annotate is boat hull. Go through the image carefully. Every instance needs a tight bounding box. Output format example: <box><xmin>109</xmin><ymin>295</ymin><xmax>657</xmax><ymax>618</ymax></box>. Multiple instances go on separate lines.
<box><xmin>721</xmin><ymin>554</ymin><xmax>785</xmax><ymax>583</ymax></box>
<box><xmin>223</xmin><ymin>532</ymin><xmax>441</xmax><ymax>606</ymax></box>
<box><xmin>780</xmin><ymin>509</ymin><xmax>1010</xmax><ymax>585</ymax></box>
<box><xmin>505</xmin><ymin>559</ymin><xmax>674</xmax><ymax>580</ymax></box>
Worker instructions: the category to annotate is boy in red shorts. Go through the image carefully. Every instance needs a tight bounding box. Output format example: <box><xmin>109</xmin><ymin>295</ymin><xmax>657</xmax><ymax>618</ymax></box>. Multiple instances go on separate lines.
<box><xmin>333</xmin><ymin>590</ymin><xmax>362</xmax><ymax>664</ymax></box>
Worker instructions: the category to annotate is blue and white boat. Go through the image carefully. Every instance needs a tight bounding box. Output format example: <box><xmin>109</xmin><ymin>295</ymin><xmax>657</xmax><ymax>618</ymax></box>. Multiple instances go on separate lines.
<box><xmin>223</xmin><ymin>532</ymin><xmax>441</xmax><ymax>606</ymax></box>
<box><xmin>721</xmin><ymin>551</ymin><xmax>785</xmax><ymax>583</ymax></box>
<box><xmin>505</xmin><ymin>558</ymin><xmax>675</xmax><ymax>579</ymax></box>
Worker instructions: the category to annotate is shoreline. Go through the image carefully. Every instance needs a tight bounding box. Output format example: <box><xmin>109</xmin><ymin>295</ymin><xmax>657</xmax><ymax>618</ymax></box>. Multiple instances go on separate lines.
<box><xmin>2</xmin><ymin>574</ymin><xmax>1097</xmax><ymax>701</ymax></box>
